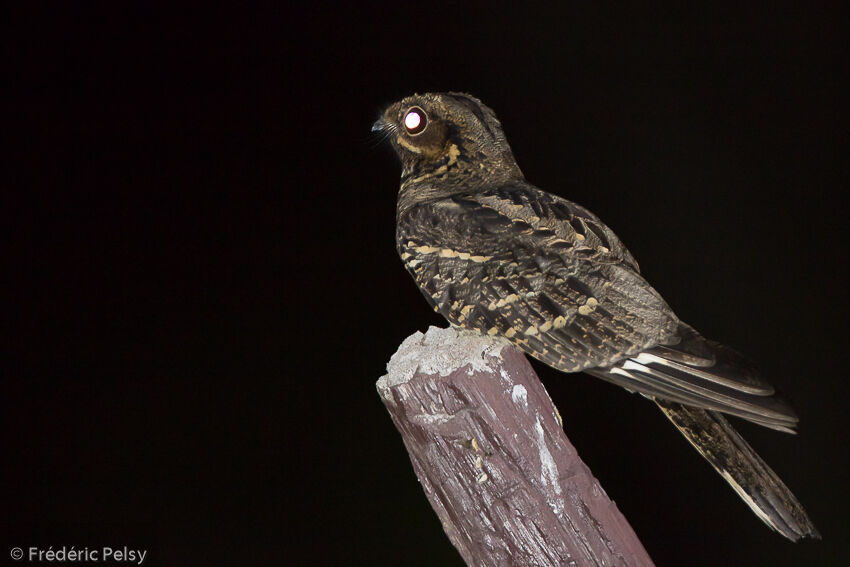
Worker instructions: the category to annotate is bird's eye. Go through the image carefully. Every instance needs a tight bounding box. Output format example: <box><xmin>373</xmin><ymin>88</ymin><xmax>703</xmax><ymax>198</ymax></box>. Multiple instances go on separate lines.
<box><xmin>403</xmin><ymin>106</ymin><xmax>428</xmax><ymax>135</ymax></box>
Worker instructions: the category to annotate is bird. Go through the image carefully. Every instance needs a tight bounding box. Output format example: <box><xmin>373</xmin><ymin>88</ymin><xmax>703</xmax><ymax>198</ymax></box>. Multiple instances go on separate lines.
<box><xmin>373</xmin><ymin>91</ymin><xmax>819</xmax><ymax>541</ymax></box>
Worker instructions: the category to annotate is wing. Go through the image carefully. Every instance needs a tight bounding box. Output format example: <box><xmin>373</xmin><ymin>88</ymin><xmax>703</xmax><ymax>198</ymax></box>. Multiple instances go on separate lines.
<box><xmin>397</xmin><ymin>183</ymin><xmax>680</xmax><ymax>372</ymax></box>
<box><xmin>586</xmin><ymin>322</ymin><xmax>801</xmax><ymax>431</ymax></box>
<box><xmin>397</xmin><ymin>182</ymin><xmax>800</xmax><ymax>432</ymax></box>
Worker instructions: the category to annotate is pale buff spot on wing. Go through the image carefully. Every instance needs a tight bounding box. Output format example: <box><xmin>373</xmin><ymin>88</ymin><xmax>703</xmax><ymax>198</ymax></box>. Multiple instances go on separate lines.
<box><xmin>525</xmin><ymin>325</ymin><xmax>538</xmax><ymax>336</ymax></box>
<box><xmin>538</xmin><ymin>320</ymin><xmax>552</xmax><ymax>333</ymax></box>
<box><xmin>458</xmin><ymin>305</ymin><xmax>474</xmax><ymax>322</ymax></box>
<box><xmin>552</xmin><ymin>316</ymin><xmax>567</xmax><ymax>329</ymax></box>
<box><xmin>487</xmin><ymin>327</ymin><xmax>500</xmax><ymax>336</ymax></box>
<box><xmin>412</xmin><ymin>245</ymin><xmax>491</xmax><ymax>263</ymax></box>
<box><xmin>578</xmin><ymin>297</ymin><xmax>599</xmax><ymax>316</ymax></box>
<box><xmin>488</xmin><ymin>293</ymin><xmax>520</xmax><ymax>310</ymax></box>
<box><xmin>505</xmin><ymin>328</ymin><xmax>516</xmax><ymax>338</ymax></box>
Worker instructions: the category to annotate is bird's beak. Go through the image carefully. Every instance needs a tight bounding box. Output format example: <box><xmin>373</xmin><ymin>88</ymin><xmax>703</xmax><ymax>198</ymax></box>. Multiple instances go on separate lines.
<box><xmin>371</xmin><ymin>117</ymin><xmax>387</xmax><ymax>132</ymax></box>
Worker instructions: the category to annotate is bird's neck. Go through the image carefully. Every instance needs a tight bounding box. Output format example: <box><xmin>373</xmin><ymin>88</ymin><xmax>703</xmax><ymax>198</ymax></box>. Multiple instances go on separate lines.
<box><xmin>397</xmin><ymin>146</ymin><xmax>522</xmax><ymax>218</ymax></box>
<box><xmin>396</xmin><ymin>171</ymin><xmax>515</xmax><ymax>221</ymax></box>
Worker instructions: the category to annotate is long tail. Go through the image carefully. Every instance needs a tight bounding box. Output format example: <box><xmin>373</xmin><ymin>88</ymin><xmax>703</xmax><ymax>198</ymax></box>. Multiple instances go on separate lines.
<box><xmin>585</xmin><ymin>322</ymin><xmax>819</xmax><ymax>540</ymax></box>
<box><xmin>655</xmin><ymin>399</ymin><xmax>820</xmax><ymax>541</ymax></box>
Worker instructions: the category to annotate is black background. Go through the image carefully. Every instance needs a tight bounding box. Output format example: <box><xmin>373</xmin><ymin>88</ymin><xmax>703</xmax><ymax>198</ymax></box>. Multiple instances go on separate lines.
<box><xmin>4</xmin><ymin>3</ymin><xmax>849</xmax><ymax>566</ymax></box>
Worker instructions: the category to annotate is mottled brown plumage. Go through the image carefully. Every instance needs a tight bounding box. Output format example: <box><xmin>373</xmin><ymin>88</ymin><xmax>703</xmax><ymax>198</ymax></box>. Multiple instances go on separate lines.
<box><xmin>374</xmin><ymin>92</ymin><xmax>818</xmax><ymax>540</ymax></box>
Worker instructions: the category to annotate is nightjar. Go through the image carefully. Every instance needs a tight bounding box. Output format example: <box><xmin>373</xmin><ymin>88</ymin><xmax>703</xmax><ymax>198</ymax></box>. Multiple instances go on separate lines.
<box><xmin>373</xmin><ymin>92</ymin><xmax>818</xmax><ymax>541</ymax></box>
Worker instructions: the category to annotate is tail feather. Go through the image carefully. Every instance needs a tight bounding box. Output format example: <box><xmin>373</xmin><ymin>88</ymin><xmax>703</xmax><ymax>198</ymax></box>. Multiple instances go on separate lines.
<box><xmin>655</xmin><ymin>400</ymin><xmax>820</xmax><ymax>541</ymax></box>
<box><xmin>584</xmin><ymin>322</ymin><xmax>818</xmax><ymax>540</ymax></box>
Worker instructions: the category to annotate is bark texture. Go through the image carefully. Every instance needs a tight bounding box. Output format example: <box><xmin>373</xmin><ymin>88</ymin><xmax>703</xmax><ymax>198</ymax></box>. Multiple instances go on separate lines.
<box><xmin>377</xmin><ymin>326</ymin><xmax>654</xmax><ymax>567</ymax></box>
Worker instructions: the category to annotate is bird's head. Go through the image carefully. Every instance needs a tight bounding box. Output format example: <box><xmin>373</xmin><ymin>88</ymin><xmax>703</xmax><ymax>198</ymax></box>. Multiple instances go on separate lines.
<box><xmin>373</xmin><ymin>92</ymin><xmax>523</xmax><ymax>193</ymax></box>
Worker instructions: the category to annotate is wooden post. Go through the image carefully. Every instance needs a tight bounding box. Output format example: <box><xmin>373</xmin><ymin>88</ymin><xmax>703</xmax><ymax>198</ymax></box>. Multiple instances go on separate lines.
<box><xmin>377</xmin><ymin>326</ymin><xmax>654</xmax><ymax>567</ymax></box>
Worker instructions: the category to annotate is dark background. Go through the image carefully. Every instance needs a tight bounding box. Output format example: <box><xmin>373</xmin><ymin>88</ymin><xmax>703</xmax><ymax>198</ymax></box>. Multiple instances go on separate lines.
<box><xmin>4</xmin><ymin>3</ymin><xmax>848</xmax><ymax>566</ymax></box>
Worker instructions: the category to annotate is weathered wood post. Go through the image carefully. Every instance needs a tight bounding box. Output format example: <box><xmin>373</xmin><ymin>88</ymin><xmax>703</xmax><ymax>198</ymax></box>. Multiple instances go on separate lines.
<box><xmin>377</xmin><ymin>326</ymin><xmax>654</xmax><ymax>567</ymax></box>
